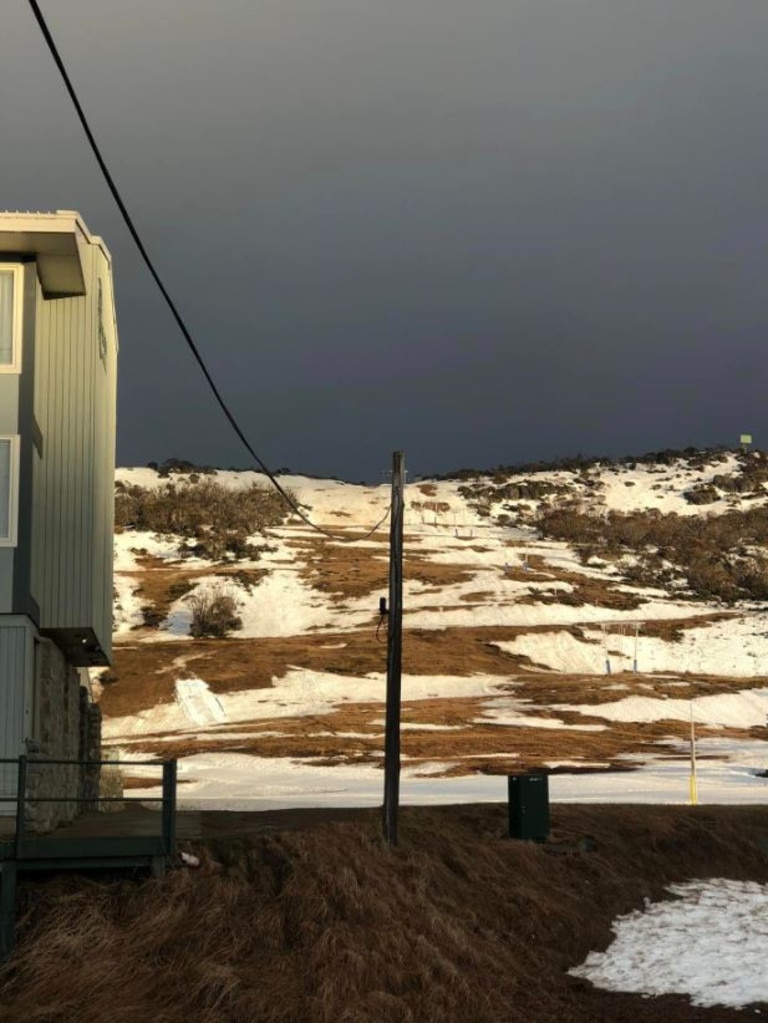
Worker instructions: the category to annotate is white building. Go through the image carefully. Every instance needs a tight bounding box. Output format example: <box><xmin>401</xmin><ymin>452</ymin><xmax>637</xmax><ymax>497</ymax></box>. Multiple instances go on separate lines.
<box><xmin>0</xmin><ymin>211</ymin><xmax>118</xmax><ymax>826</ymax></box>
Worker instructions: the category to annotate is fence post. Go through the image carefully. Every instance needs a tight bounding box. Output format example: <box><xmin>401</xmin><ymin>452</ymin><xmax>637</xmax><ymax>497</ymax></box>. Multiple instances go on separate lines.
<box><xmin>14</xmin><ymin>756</ymin><xmax>27</xmax><ymax>858</ymax></box>
<box><xmin>383</xmin><ymin>451</ymin><xmax>405</xmax><ymax>846</ymax></box>
<box><xmin>161</xmin><ymin>760</ymin><xmax>177</xmax><ymax>857</ymax></box>
<box><xmin>0</xmin><ymin>862</ymin><xmax>17</xmax><ymax>961</ymax></box>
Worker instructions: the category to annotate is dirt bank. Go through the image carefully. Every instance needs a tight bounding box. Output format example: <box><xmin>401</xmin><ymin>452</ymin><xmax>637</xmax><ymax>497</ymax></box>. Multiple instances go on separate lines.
<box><xmin>2</xmin><ymin>803</ymin><xmax>768</xmax><ymax>1022</ymax></box>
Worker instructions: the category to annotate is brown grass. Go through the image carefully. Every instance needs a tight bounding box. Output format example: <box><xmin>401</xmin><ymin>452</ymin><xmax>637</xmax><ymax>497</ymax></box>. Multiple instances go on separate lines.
<box><xmin>507</xmin><ymin>555</ymin><xmax>647</xmax><ymax>611</ymax></box>
<box><xmin>410</xmin><ymin>499</ymin><xmax>452</xmax><ymax>515</ymax></box>
<box><xmin>3</xmin><ymin>804</ymin><xmax>768</xmax><ymax>1022</ymax></box>
<box><xmin>288</xmin><ymin>536</ymin><xmax>477</xmax><ymax>603</ymax></box>
<box><xmin>126</xmin><ymin>555</ymin><xmax>266</xmax><ymax>628</ymax></box>
<box><xmin>122</xmin><ymin>693</ymin><xmax>762</xmax><ymax>772</ymax></box>
<box><xmin>105</xmin><ymin>616</ymin><xmax>757</xmax><ymax>721</ymax></box>
<box><xmin>105</xmin><ymin>643</ymin><xmax>766</xmax><ymax>774</ymax></box>
<box><xmin>459</xmin><ymin>590</ymin><xmax>496</xmax><ymax>603</ymax></box>
<box><xmin>638</xmin><ymin>611</ymin><xmax>740</xmax><ymax>642</ymax></box>
<box><xmin>104</xmin><ymin>624</ymin><xmax>533</xmax><ymax>717</ymax></box>
<box><xmin>121</xmin><ymin>776</ymin><xmax>194</xmax><ymax>789</ymax></box>
<box><xmin>406</xmin><ymin>557</ymin><xmax>478</xmax><ymax>589</ymax></box>
<box><xmin>289</xmin><ymin>537</ymin><xmax>390</xmax><ymax>602</ymax></box>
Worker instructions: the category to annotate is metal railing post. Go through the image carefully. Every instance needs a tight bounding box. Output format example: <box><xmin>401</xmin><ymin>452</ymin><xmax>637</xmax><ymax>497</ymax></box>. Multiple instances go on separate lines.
<box><xmin>161</xmin><ymin>760</ymin><xmax>177</xmax><ymax>856</ymax></box>
<box><xmin>14</xmin><ymin>756</ymin><xmax>27</xmax><ymax>858</ymax></box>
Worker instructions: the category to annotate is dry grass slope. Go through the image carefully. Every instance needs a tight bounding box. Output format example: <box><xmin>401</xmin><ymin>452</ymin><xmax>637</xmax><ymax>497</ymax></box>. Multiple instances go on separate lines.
<box><xmin>2</xmin><ymin>805</ymin><xmax>768</xmax><ymax>1022</ymax></box>
<box><xmin>289</xmin><ymin>535</ymin><xmax>477</xmax><ymax>605</ymax></box>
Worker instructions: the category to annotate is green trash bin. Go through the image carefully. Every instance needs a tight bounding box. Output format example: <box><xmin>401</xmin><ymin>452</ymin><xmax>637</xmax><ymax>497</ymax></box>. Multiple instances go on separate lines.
<box><xmin>508</xmin><ymin>773</ymin><xmax>549</xmax><ymax>842</ymax></box>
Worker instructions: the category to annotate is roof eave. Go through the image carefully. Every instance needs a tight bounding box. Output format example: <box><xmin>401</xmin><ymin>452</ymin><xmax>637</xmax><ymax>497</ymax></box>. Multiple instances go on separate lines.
<box><xmin>0</xmin><ymin>210</ymin><xmax>107</xmax><ymax>297</ymax></box>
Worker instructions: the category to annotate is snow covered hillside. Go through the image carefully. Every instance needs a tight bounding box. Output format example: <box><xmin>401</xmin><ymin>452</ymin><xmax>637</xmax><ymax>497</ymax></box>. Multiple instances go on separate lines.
<box><xmin>98</xmin><ymin>449</ymin><xmax>768</xmax><ymax>807</ymax></box>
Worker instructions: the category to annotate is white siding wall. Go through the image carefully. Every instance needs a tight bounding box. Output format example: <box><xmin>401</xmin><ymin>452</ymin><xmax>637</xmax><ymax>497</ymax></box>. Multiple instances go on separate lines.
<box><xmin>91</xmin><ymin>256</ymin><xmax>117</xmax><ymax>656</ymax></box>
<box><xmin>0</xmin><ymin>346</ymin><xmax>19</xmax><ymax>613</ymax></box>
<box><xmin>30</xmin><ymin>243</ymin><xmax>117</xmax><ymax>659</ymax></box>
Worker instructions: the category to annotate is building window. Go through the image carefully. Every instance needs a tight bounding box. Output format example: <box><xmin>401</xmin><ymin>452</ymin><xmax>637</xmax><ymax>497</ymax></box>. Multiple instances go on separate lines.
<box><xmin>0</xmin><ymin>265</ymin><xmax>23</xmax><ymax>373</ymax></box>
<box><xmin>0</xmin><ymin>436</ymin><xmax>19</xmax><ymax>546</ymax></box>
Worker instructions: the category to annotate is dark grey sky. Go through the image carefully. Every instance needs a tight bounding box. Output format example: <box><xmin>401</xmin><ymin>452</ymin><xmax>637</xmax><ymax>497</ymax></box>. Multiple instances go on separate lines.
<box><xmin>4</xmin><ymin>1</ymin><xmax>768</xmax><ymax>479</ymax></box>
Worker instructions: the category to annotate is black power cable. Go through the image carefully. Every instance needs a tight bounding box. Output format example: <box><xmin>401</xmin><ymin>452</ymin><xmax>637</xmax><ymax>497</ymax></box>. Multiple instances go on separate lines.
<box><xmin>26</xmin><ymin>0</ymin><xmax>390</xmax><ymax>544</ymax></box>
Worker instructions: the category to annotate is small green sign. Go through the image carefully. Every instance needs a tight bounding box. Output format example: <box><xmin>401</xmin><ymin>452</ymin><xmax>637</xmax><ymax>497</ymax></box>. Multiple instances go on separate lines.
<box><xmin>740</xmin><ymin>434</ymin><xmax>753</xmax><ymax>445</ymax></box>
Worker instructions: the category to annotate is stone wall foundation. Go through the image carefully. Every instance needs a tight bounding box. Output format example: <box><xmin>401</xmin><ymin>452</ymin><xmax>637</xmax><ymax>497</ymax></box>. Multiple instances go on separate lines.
<box><xmin>26</xmin><ymin>639</ymin><xmax>102</xmax><ymax>832</ymax></box>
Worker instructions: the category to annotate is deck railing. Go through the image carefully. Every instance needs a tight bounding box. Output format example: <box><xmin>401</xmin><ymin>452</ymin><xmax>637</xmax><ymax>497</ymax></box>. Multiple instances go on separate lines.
<box><xmin>0</xmin><ymin>756</ymin><xmax>177</xmax><ymax>859</ymax></box>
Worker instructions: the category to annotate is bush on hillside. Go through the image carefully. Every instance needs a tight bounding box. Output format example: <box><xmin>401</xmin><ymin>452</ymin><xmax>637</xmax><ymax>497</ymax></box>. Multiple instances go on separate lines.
<box><xmin>150</xmin><ymin>458</ymin><xmax>217</xmax><ymax>477</ymax></box>
<box><xmin>115</xmin><ymin>478</ymin><xmax>292</xmax><ymax>562</ymax></box>
<box><xmin>437</xmin><ymin>445</ymin><xmax>735</xmax><ymax>481</ymax></box>
<box><xmin>537</xmin><ymin>504</ymin><xmax>768</xmax><ymax>604</ymax></box>
<box><xmin>188</xmin><ymin>584</ymin><xmax>242</xmax><ymax>638</ymax></box>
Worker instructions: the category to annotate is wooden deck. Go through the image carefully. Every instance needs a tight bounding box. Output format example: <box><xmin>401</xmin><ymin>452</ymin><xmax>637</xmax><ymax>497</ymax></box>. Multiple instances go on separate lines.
<box><xmin>0</xmin><ymin>811</ymin><xmax>199</xmax><ymax>870</ymax></box>
<box><xmin>48</xmin><ymin>805</ymin><xmax>199</xmax><ymax>840</ymax></box>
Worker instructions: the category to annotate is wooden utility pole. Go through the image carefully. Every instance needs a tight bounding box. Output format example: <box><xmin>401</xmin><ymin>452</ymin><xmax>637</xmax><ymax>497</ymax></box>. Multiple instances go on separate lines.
<box><xmin>383</xmin><ymin>450</ymin><xmax>405</xmax><ymax>845</ymax></box>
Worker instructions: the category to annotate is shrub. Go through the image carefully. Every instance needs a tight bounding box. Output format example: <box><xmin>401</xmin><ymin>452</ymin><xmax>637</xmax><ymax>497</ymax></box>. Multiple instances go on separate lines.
<box><xmin>140</xmin><ymin>605</ymin><xmax>165</xmax><ymax>629</ymax></box>
<box><xmin>155</xmin><ymin>458</ymin><xmax>216</xmax><ymax>477</ymax></box>
<box><xmin>115</xmin><ymin>478</ymin><xmax>293</xmax><ymax>562</ymax></box>
<box><xmin>537</xmin><ymin>504</ymin><xmax>768</xmax><ymax>603</ymax></box>
<box><xmin>438</xmin><ymin>445</ymin><xmax>734</xmax><ymax>481</ymax></box>
<box><xmin>188</xmin><ymin>584</ymin><xmax>242</xmax><ymax>638</ymax></box>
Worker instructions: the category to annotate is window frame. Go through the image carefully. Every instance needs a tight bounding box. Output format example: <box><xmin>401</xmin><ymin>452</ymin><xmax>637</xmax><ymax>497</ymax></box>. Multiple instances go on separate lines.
<box><xmin>0</xmin><ymin>435</ymin><xmax>20</xmax><ymax>547</ymax></box>
<box><xmin>0</xmin><ymin>264</ymin><xmax>23</xmax><ymax>374</ymax></box>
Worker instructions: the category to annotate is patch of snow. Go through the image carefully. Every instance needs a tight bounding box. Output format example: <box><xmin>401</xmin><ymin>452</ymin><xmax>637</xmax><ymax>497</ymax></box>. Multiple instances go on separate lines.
<box><xmin>118</xmin><ymin>737</ymin><xmax>768</xmax><ymax>809</ymax></box>
<box><xmin>563</xmin><ymin>689</ymin><xmax>768</xmax><ymax>728</ymax></box>
<box><xmin>496</xmin><ymin>615</ymin><xmax>768</xmax><ymax>677</ymax></box>
<box><xmin>570</xmin><ymin>878</ymin><xmax>768</xmax><ymax>1009</ymax></box>
<box><xmin>103</xmin><ymin>670</ymin><xmax>511</xmax><ymax>740</ymax></box>
<box><xmin>236</xmin><ymin>567</ymin><xmax>335</xmax><ymax>637</ymax></box>
<box><xmin>174</xmin><ymin>679</ymin><xmax>228</xmax><ymax>727</ymax></box>
<box><xmin>165</xmin><ymin>606</ymin><xmax>193</xmax><ymax>636</ymax></box>
<box><xmin>544</xmin><ymin>760</ymin><xmax>608</xmax><ymax>769</ymax></box>
<box><xmin>478</xmin><ymin>700</ymin><xmax>608</xmax><ymax>731</ymax></box>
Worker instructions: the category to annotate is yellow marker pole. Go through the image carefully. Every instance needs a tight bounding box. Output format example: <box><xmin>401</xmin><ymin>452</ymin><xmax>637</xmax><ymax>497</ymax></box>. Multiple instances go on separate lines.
<box><xmin>689</xmin><ymin>701</ymin><xmax>698</xmax><ymax>806</ymax></box>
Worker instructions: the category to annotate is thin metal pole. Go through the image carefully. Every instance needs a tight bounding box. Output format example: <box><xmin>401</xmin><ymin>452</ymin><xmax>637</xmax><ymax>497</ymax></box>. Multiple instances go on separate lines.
<box><xmin>690</xmin><ymin>701</ymin><xmax>698</xmax><ymax>806</ymax></box>
<box><xmin>162</xmin><ymin>760</ymin><xmax>177</xmax><ymax>855</ymax></box>
<box><xmin>383</xmin><ymin>451</ymin><xmax>405</xmax><ymax>845</ymax></box>
<box><xmin>14</xmin><ymin>756</ymin><xmax>27</xmax><ymax>857</ymax></box>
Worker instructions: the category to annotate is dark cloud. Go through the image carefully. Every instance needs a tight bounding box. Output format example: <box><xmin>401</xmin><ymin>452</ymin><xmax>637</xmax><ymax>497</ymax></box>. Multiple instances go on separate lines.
<box><xmin>3</xmin><ymin>1</ymin><xmax>768</xmax><ymax>478</ymax></box>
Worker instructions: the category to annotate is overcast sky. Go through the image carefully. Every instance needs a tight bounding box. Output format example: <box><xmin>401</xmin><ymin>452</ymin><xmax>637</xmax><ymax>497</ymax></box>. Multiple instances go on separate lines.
<box><xmin>3</xmin><ymin>2</ymin><xmax>768</xmax><ymax>479</ymax></box>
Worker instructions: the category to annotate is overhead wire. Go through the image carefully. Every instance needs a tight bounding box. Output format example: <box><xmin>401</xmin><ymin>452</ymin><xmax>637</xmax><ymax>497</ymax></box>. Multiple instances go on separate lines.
<box><xmin>26</xmin><ymin>0</ymin><xmax>390</xmax><ymax>544</ymax></box>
